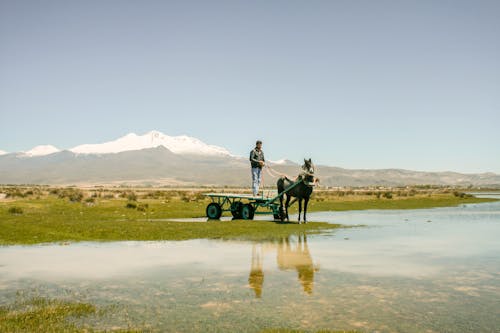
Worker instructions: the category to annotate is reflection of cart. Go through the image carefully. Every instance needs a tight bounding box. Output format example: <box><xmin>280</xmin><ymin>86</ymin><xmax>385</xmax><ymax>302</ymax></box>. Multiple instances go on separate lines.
<box><xmin>204</xmin><ymin>178</ymin><xmax>306</xmax><ymax>220</ymax></box>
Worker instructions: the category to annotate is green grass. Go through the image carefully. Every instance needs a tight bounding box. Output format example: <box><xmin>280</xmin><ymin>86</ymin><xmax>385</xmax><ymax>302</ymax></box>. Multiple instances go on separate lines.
<box><xmin>0</xmin><ymin>295</ymin><xmax>140</xmax><ymax>333</ymax></box>
<box><xmin>307</xmin><ymin>194</ymin><xmax>496</xmax><ymax>211</ymax></box>
<box><xmin>0</xmin><ymin>197</ymin><xmax>341</xmax><ymax>245</ymax></box>
<box><xmin>0</xmin><ymin>192</ymin><xmax>496</xmax><ymax>245</ymax></box>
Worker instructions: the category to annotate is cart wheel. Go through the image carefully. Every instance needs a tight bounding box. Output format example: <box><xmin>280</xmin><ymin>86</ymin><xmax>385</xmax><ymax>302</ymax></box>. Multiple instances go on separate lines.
<box><xmin>241</xmin><ymin>204</ymin><xmax>255</xmax><ymax>220</ymax></box>
<box><xmin>230</xmin><ymin>202</ymin><xmax>243</xmax><ymax>219</ymax></box>
<box><xmin>206</xmin><ymin>203</ymin><xmax>222</xmax><ymax>219</ymax></box>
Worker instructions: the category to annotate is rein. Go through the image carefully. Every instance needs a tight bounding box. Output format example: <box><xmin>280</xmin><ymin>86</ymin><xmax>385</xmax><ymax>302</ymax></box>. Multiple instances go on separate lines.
<box><xmin>265</xmin><ymin>164</ymin><xmax>319</xmax><ymax>187</ymax></box>
<box><xmin>264</xmin><ymin>165</ymin><xmax>288</xmax><ymax>179</ymax></box>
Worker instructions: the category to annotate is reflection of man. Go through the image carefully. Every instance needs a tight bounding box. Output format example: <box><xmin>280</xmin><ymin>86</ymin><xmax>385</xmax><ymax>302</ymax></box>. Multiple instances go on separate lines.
<box><xmin>249</xmin><ymin>140</ymin><xmax>265</xmax><ymax>196</ymax></box>
<box><xmin>248</xmin><ymin>244</ymin><xmax>264</xmax><ymax>298</ymax></box>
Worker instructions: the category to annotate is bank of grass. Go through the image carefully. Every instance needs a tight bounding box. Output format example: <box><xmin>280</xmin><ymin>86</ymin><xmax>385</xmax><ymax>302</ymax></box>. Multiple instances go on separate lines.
<box><xmin>0</xmin><ymin>197</ymin><xmax>340</xmax><ymax>245</ymax></box>
<box><xmin>0</xmin><ymin>295</ymin><xmax>140</xmax><ymax>333</ymax></box>
<box><xmin>307</xmin><ymin>193</ymin><xmax>496</xmax><ymax>211</ymax></box>
<box><xmin>0</xmin><ymin>188</ymin><xmax>497</xmax><ymax>245</ymax></box>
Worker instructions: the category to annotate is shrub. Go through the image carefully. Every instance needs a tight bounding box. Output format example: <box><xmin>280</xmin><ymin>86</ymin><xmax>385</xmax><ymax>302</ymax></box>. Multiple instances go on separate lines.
<box><xmin>49</xmin><ymin>188</ymin><xmax>61</xmax><ymax>196</ymax></box>
<box><xmin>136</xmin><ymin>203</ymin><xmax>149</xmax><ymax>212</ymax></box>
<box><xmin>127</xmin><ymin>192</ymin><xmax>138</xmax><ymax>202</ymax></box>
<box><xmin>383</xmin><ymin>191</ymin><xmax>393</xmax><ymax>199</ymax></box>
<box><xmin>6</xmin><ymin>190</ymin><xmax>25</xmax><ymax>198</ymax></box>
<box><xmin>453</xmin><ymin>191</ymin><xmax>472</xmax><ymax>198</ymax></box>
<box><xmin>85</xmin><ymin>197</ymin><xmax>95</xmax><ymax>204</ymax></box>
<box><xmin>125</xmin><ymin>202</ymin><xmax>137</xmax><ymax>209</ymax></box>
<box><xmin>67</xmin><ymin>190</ymin><xmax>84</xmax><ymax>203</ymax></box>
<box><xmin>142</xmin><ymin>191</ymin><xmax>164</xmax><ymax>199</ymax></box>
<box><xmin>193</xmin><ymin>192</ymin><xmax>206</xmax><ymax>201</ymax></box>
<box><xmin>8</xmin><ymin>206</ymin><xmax>23</xmax><ymax>215</ymax></box>
<box><xmin>56</xmin><ymin>189</ymin><xmax>84</xmax><ymax>202</ymax></box>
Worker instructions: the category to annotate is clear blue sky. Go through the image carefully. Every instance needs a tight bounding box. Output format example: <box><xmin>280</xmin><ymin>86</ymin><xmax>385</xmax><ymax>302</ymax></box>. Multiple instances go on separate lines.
<box><xmin>1</xmin><ymin>0</ymin><xmax>499</xmax><ymax>173</ymax></box>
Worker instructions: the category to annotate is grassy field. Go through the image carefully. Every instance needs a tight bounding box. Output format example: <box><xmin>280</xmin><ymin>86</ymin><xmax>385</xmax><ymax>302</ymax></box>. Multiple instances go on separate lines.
<box><xmin>0</xmin><ymin>186</ymin><xmax>496</xmax><ymax>245</ymax></box>
<box><xmin>0</xmin><ymin>195</ymin><xmax>341</xmax><ymax>245</ymax></box>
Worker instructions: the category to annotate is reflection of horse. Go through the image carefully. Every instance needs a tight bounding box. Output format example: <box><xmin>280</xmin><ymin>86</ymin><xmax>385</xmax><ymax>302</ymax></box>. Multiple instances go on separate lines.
<box><xmin>277</xmin><ymin>234</ymin><xmax>316</xmax><ymax>295</ymax></box>
<box><xmin>247</xmin><ymin>233</ymin><xmax>317</xmax><ymax>298</ymax></box>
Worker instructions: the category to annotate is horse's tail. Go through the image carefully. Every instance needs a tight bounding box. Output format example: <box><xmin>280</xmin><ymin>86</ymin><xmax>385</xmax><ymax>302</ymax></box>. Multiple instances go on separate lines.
<box><xmin>277</xmin><ymin>176</ymin><xmax>294</xmax><ymax>195</ymax></box>
<box><xmin>276</xmin><ymin>176</ymin><xmax>288</xmax><ymax>193</ymax></box>
<box><xmin>276</xmin><ymin>177</ymin><xmax>284</xmax><ymax>192</ymax></box>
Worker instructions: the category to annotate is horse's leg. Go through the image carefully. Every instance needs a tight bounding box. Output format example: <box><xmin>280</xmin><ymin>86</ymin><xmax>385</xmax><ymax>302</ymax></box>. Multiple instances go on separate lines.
<box><xmin>303</xmin><ymin>197</ymin><xmax>309</xmax><ymax>223</ymax></box>
<box><xmin>285</xmin><ymin>195</ymin><xmax>291</xmax><ymax>222</ymax></box>
<box><xmin>298</xmin><ymin>198</ymin><xmax>302</xmax><ymax>224</ymax></box>
<box><xmin>279</xmin><ymin>191</ymin><xmax>284</xmax><ymax>221</ymax></box>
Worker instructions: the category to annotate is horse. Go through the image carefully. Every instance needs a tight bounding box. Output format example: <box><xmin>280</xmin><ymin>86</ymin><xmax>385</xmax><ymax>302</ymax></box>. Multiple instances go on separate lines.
<box><xmin>277</xmin><ymin>158</ymin><xmax>317</xmax><ymax>224</ymax></box>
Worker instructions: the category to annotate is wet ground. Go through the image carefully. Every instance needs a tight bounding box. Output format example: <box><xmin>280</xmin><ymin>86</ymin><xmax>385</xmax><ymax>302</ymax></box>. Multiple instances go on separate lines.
<box><xmin>1</xmin><ymin>195</ymin><xmax>499</xmax><ymax>332</ymax></box>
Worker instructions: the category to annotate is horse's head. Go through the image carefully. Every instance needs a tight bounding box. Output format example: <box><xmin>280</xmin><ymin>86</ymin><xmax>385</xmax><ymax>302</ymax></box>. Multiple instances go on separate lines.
<box><xmin>301</xmin><ymin>158</ymin><xmax>316</xmax><ymax>184</ymax></box>
<box><xmin>302</xmin><ymin>158</ymin><xmax>315</xmax><ymax>175</ymax></box>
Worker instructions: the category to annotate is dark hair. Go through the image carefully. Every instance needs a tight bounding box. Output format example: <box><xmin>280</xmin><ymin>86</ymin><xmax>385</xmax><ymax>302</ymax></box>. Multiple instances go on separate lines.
<box><xmin>256</xmin><ymin>140</ymin><xmax>262</xmax><ymax>145</ymax></box>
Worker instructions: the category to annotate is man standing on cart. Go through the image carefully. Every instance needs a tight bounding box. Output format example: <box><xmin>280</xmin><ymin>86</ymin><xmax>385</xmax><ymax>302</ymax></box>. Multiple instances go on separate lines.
<box><xmin>249</xmin><ymin>140</ymin><xmax>265</xmax><ymax>196</ymax></box>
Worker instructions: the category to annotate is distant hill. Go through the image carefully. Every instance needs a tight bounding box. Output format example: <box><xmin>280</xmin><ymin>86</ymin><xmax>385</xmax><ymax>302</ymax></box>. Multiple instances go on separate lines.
<box><xmin>1</xmin><ymin>130</ymin><xmax>499</xmax><ymax>187</ymax></box>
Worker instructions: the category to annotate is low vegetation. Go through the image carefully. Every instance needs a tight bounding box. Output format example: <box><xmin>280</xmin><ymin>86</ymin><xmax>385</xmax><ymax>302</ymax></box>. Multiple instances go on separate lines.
<box><xmin>0</xmin><ymin>185</ymin><xmax>496</xmax><ymax>245</ymax></box>
<box><xmin>260</xmin><ymin>330</ymin><xmax>358</xmax><ymax>333</ymax></box>
<box><xmin>0</xmin><ymin>294</ymin><xmax>356</xmax><ymax>333</ymax></box>
<box><xmin>0</xmin><ymin>295</ymin><xmax>140</xmax><ymax>333</ymax></box>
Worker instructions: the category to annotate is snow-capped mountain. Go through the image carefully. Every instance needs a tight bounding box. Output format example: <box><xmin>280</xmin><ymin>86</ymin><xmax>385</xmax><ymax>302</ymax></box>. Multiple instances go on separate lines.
<box><xmin>1</xmin><ymin>130</ymin><xmax>498</xmax><ymax>187</ymax></box>
<box><xmin>270</xmin><ymin>159</ymin><xmax>295</xmax><ymax>165</ymax></box>
<box><xmin>0</xmin><ymin>150</ymin><xmax>7</xmax><ymax>156</ymax></box>
<box><xmin>69</xmin><ymin>130</ymin><xmax>232</xmax><ymax>156</ymax></box>
<box><xmin>23</xmin><ymin>145</ymin><xmax>60</xmax><ymax>157</ymax></box>
<box><xmin>0</xmin><ymin>146</ymin><xmax>498</xmax><ymax>186</ymax></box>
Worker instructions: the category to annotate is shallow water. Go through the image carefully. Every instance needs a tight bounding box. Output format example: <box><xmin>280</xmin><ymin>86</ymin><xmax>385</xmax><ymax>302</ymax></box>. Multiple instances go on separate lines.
<box><xmin>1</xmin><ymin>195</ymin><xmax>499</xmax><ymax>332</ymax></box>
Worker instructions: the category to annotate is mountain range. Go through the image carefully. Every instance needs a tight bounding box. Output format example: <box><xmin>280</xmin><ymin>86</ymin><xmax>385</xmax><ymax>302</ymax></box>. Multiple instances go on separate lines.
<box><xmin>1</xmin><ymin>130</ymin><xmax>499</xmax><ymax>187</ymax></box>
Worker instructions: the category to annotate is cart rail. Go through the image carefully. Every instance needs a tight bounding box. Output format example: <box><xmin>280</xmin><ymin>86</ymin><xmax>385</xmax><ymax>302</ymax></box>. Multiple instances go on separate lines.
<box><xmin>203</xmin><ymin>178</ymin><xmax>312</xmax><ymax>220</ymax></box>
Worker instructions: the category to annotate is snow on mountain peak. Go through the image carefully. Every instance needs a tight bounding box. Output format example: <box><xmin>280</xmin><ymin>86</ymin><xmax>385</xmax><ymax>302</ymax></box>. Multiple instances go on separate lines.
<box><xmin>24</xmin><ymin>145</ymin><xmax>60</xmax><ymax>156</ymax></box>
<box><xmin>271</xmin><ymin>159</ymin><xmax>288</xmax><ymax>165</ymax></box>
<box><xmin>270</xmin><ymin>159</ymin><xmax>295</xmax><ymax>165</ymax></box>
<box><xmin>0</xmin><ymin>150</ymin><xmax>8</xmax><ymax>156</ymax></box>
<box><xmin>70</xmin><ymin>130</ymin><xmax>232</xmax><ymax>156</ymax></box>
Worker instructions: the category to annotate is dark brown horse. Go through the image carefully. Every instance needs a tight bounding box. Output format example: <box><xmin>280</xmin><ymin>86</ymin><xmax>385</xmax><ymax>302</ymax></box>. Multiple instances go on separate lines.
<box><xmin>277</xmin><ymin>158</ymin><xmax>317</xmax><ymax>223</ymax></box>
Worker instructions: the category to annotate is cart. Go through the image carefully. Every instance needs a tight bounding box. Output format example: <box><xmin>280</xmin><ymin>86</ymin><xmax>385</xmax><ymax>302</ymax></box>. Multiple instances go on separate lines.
<box><xmin>204</xmin><ymin>178</ymin><xmax>308</xmax><ymax>220</ymax></box>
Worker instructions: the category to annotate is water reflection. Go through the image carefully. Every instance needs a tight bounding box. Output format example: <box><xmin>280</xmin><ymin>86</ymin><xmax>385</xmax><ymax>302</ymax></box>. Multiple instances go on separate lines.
<box><xmin>249</xmin><ymin>244</ymin><xmax>264</xmax><ymax>298</ymax></box>
<box><xmin>249</xmin><ymin>233</ymin><xmax>317</xmax><ymax>298</ymax></box>
<box><xmin>1</xmin><ymin>198</ymin><xmax>500</xmax><ymax>332</ymax></box>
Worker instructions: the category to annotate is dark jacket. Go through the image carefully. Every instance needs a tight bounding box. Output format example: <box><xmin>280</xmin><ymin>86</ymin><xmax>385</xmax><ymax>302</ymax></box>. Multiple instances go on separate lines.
<box><xmin>249</xmin><ymin>148</ymin><xmax>265</xmax><ymax>168</ymax></box>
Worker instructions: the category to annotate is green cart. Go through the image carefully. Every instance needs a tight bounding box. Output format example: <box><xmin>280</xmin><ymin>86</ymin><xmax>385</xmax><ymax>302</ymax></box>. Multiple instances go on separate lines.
<box><xmin>204</xmin><ymin>178</ymin><xmax>306</xmax><ymax>220</ymax></box>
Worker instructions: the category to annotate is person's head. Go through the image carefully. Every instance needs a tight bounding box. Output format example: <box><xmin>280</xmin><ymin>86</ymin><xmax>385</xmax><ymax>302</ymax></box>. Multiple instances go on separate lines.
<box><xmin>256</xmin><ymin>140</ymin><xmax>262</xmax><ymax>150</ymax></box>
